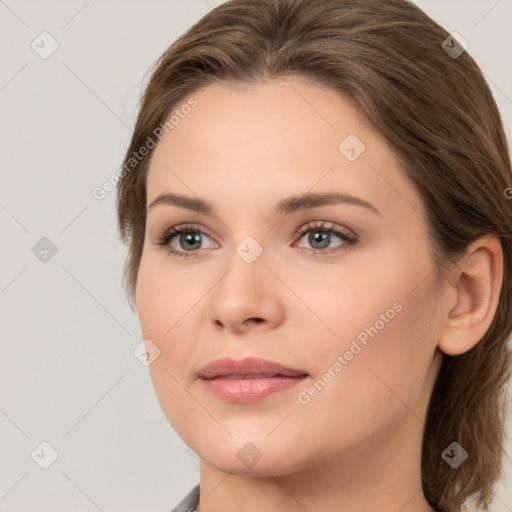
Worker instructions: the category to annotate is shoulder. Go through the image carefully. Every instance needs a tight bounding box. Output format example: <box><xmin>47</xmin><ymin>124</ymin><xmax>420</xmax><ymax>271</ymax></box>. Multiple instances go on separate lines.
<box><xmin>170</xmin><ymin>484</ymin><xmax>200</xmax><ymax>512</ymax></box>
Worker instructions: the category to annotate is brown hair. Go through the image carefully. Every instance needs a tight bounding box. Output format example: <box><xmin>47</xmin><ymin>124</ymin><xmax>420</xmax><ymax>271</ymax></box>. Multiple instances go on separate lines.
<box><xmin>116</xmin><ymin>0</ymin><xmax>512</xmax><ymax>510</ymax></box>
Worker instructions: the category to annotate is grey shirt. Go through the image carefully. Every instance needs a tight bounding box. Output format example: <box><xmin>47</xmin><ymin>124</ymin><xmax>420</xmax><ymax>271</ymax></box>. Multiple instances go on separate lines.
<box><xmin>170</xmin><ymin>484</ymin><xmax>200</xmax><ymax>512</ymax></box>
<box><xmin>170</xmin><ymin>484</ymin><xmax>445</xmax><ymax>511</ymax></box>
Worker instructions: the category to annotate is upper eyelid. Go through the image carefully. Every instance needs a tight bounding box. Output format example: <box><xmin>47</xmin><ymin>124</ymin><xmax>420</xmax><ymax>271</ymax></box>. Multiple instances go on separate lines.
<box><xmin>160</xmin><ymin>221</ymin><xmax>350</xmax><ymax>237</ymax></box>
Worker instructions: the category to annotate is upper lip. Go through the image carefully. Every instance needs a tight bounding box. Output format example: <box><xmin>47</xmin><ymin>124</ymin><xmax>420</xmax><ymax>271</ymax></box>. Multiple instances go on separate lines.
<box><xmin>198</xmin><ymin>356</ymin><xmax>308</xmax><ymax>379</ymax></box>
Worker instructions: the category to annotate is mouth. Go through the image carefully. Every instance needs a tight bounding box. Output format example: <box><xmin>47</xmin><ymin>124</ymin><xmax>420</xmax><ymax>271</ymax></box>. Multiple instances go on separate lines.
<box><xmin>197</xmin><ymin>357</ymin><xmax>309</xmax><ymax>403</ymax></box>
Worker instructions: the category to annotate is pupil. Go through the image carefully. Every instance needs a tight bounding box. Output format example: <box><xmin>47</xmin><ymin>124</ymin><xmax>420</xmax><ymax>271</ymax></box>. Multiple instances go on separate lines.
<box><xmin>183</xmin><ymin>233</ymin><xmax>201</xmax><ymax>249</ymax></box>
<box><xmin>310</xmin><ymin>231</ymin><xmax>329</xmax><ymax>249</ymax></box>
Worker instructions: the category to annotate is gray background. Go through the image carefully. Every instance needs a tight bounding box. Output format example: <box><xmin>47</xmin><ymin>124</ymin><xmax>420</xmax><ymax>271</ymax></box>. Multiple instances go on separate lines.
<box><xmin>1</xmin><ymin>1</ymin><xmax>511</xmax><ymax>510</ymax></box>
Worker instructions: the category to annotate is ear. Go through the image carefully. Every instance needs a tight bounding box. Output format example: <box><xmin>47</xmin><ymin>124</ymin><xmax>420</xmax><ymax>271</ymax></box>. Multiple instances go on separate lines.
<box><xmin>438</xmin><ymin>235</ymin><xmax>504</xmax><ymax>356</ymax></box>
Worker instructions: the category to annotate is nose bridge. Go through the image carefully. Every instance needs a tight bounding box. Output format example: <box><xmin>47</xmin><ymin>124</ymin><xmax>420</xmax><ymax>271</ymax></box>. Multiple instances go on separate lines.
<box><xmin>217</xmin><ymin>232</ymin><xmax>269</xmax><ymax>302</ymax></box>
<box><xmin>234</xmin><ymin>233</ymin><xmax>266</xmax><ymax>266</ymax></box>
<box><xmin>206</xmin><ymin>231</ymin><xmax>283</xmax><ymax>331</ymax></box>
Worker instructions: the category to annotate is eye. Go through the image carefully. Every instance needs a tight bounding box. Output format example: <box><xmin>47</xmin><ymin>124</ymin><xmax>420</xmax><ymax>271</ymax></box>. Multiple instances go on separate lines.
<box><xmin>153</xmin><ymin>223</ymin><xmax>215</xmax><ymax>258</ymax></box>
<box><xmin>153</xmin><ymin>220</ymin><xmax>358</xmax><ymax>258</ymax></box>
<box><xmin>293</xmin><ymin>220</ymin><xmax>357</xmax><ymax>254</ymax></box>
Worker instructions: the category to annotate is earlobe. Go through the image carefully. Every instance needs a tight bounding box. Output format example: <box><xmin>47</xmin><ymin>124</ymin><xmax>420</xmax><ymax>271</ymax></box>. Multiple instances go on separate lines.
<box><xmin>438</xmin><ymin>235</ymin><xmax>503</xmax><ymax>356</ymax></box>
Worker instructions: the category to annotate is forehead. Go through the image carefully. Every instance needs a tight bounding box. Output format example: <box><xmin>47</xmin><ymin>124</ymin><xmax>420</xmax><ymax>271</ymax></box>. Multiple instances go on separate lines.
<box><xmin>145</xmin><ymin>77</ymin><xmax>423</xmax><ymax>222</ymax></box>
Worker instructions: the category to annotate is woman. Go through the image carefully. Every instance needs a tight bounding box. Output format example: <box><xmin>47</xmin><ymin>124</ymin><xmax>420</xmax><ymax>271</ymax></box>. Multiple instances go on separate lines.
<box><xmin>116</xmin><ymin>0</ymin><xmax>512</xmax><ymax>511</ymax></box>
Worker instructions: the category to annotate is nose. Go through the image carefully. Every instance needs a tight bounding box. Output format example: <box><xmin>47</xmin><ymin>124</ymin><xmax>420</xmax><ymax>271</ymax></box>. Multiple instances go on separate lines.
<box><xmin>206</xmin><ymin>249</ymin><xmax>285</xmax><ymax>336</ymax></box>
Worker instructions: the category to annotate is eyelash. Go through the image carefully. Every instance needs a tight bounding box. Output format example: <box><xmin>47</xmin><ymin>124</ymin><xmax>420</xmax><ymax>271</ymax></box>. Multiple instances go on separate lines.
<box><xmin>153</xmin><ymin>221</ymin><xmax>358</xmax><ymax>258</ymax></box>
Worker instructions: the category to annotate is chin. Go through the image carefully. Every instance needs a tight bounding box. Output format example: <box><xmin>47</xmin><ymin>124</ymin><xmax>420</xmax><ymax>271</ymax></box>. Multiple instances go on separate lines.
<box><xmin>192</xmin><ymin>436</ymin><xmax>306</xmax><ymax>477</ymax></box>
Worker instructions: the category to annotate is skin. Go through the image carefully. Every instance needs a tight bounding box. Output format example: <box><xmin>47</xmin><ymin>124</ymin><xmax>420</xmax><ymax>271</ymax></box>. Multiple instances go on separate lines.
<box><xmin>136</xmin><ymin>76</ymin><xmax>503</xmax><ymax>512</ymax></box>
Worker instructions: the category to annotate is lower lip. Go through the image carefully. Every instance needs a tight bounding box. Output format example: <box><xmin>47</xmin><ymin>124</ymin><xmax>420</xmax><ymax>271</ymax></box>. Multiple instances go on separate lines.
<box><xmin>200</xmin><ymin>375</ymin><xmax>308</xmax><ymax>403</ymax></box>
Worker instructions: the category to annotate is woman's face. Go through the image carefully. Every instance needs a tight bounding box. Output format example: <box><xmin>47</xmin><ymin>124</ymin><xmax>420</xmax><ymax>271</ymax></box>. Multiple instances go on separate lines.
<box><xmin>136</xmin><ymin>77</ymin><xmax>445</xmax><ymax>477</ymax></box>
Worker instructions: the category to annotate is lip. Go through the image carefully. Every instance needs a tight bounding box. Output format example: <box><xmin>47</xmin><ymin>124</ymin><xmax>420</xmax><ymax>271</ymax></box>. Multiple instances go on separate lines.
<box><xmin>198</xmin><ymin>356</ymin><xmax>309</xmax><ymax>403</ymax></box>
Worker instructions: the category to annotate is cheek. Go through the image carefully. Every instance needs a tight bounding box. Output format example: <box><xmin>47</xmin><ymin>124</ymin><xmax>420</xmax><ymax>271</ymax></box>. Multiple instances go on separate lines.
<box><xmin>135</xmin><ymin>251</ymin><xmax>202</xmax><ymax>340</ymax></box>
<box><xmin>135</xmin><ymin>252</ymin><xmax>209</xmax><ymax>429</ymax></box>
<box><xmin>295</xmin><ymin>264</ymin><xmax>440</xmax><ymax>443</ymax></box>
<box><xmin>295</xmin><ymin>242</ymin><xmax>439</xmax><ymax>406</ymax></box>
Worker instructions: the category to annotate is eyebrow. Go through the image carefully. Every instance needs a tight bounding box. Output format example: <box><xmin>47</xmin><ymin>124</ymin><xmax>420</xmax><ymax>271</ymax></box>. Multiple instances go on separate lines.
<box><xmin>147</xmin><ymin>191</ymin><xmax>381</xmax><ymax>217</ymax></box>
